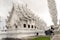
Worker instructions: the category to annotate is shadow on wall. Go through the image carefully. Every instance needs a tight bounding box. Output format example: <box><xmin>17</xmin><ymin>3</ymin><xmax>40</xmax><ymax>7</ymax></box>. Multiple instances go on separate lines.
<box><xmin>2</xmin><ymin>38</ymin><xmax>21</xmax><ymax>40</ymax></box>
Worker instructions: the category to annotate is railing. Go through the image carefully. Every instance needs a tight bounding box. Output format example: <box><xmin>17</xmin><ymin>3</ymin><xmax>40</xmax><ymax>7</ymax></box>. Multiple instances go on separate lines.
<box><xmin>0</xmin><ymin>29</ymin><xmax>45</xmax><ymax>34</ymax></box>
<box><xmin>0</xmin><ymin>29</ymin><xmax>45</xmax><ymax>40</ymax></box>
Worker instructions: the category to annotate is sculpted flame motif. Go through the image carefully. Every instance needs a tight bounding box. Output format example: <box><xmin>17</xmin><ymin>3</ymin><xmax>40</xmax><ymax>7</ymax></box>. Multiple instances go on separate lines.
<box><xmin>48</xmin><ymin>0</ymin><xmax>57</xmax><ymax>26</ymax></box>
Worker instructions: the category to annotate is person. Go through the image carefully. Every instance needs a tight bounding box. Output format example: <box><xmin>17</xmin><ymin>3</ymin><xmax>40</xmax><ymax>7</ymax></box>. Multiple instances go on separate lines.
<box><xmin>51</xmin><ymin>26</ymin><xmax>54</xmax><ymax>30</ymax></box>
<box><xmin>36</xmin><ymin>32</ymin><xmax>39</xmax><ymax>36</ymax></box>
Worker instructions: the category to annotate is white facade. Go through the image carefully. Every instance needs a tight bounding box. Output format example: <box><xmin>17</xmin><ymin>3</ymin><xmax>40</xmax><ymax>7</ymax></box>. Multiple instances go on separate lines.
<box><xmin>0</xmin><ymin>1</ymin><xmax>47</xmax><ymax>40</ymax></box>
<box><xmin>4</xmin><ymin>3</ymin><xmax>45</xmax><ymax>39</ymax></box>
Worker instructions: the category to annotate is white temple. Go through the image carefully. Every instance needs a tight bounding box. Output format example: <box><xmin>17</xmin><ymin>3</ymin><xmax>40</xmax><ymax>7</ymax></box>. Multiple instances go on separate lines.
<box><xmin>0</xmin><ymin>2</ymin><xmax>46</xmax><ymax>40</ymax></box>
<box><xmin>0</xmin><ymin>0</ymin><xmax>58</xmax><ymax>39</ymax></box>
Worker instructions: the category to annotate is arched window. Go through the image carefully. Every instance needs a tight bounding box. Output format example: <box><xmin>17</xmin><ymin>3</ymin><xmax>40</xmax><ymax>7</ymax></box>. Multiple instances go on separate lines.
<box><xmin>6</xmin><ymin>25</ymin><xmax>9</xmax><ymax>29</ymax></box>
<box><xmin>28</xmin><ymin>25</ymin><xmax>30</xmax><ymax>28</ymax></box>
<box><xmin>24</xmin><ymin>24</ymin><xmax>26</xmax><ymax>28</ymax></box>
<box><xmin>35</xmin><ymin>26</ymin><xmax>36</xmax><ymax>29</ymax></box>
<box><xmin>31</xmin><ymin>25</ymin><xmax>33</xmax><ymax>28</ymax></box>
<box><xmin>14</xmin><ymin>24</ymin><xmax>18</xmax><ymax>28</ymax></box>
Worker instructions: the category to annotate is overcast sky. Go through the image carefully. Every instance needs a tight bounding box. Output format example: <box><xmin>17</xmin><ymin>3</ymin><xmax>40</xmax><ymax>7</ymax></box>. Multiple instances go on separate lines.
<box><xmin>0</xmin><ymin>0</ymin><xmax>60</xmax><ymax>26</ymax></box>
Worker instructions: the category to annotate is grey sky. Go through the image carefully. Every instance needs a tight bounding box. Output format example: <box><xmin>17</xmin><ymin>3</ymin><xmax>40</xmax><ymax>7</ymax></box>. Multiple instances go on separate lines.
<box><xmin>0</xmin><ymin>0</ymin><xmax>60</xmax><ymax>26</ymax></box>
<box><xmin>0</xmin><ymin>0</ymin><xmax>12</xmax><ymax>18</ymax></box>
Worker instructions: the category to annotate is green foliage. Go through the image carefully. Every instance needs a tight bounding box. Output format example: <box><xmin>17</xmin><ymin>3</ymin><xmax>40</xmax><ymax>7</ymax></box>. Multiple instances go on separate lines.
<box><xmin>32</xmin><ymin>36</ymin><xmax>50</xmax><ymax>40</ymax></box>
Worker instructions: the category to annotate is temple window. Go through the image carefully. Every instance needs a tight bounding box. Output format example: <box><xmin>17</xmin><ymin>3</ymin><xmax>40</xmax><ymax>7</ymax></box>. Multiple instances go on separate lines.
<box><xmin>31</xmin><ymin>25</ymin><xmax>33</xmax><ymax>28</ymax></box>
<box><xmin>28</xmin><ymin>25</ymin><xmax>30</xmax><ymax>28</ymax></box>
<box><xmin>14</xmin><ymin>24</ymin><xmax>18</xmax><ymax>28</ymax></box>
<box><xmin>6</xmin><ymin>25</ymin><xmax>9</xmax><ymax>29</ymax></box>
<box><xmin>24</xmin><ymin>24</ymin><xmax>26</xmax><ymax>28</ymax></box>
<box><xmin>35</xmin><ymin>26</ymin><xmax>36</xmax><ymax>29</ymax></box>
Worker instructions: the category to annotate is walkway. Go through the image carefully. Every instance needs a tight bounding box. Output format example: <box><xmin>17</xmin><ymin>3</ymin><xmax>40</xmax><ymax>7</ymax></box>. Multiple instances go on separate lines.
<box><xmin>51</xmin><ymin>34</ymin><xmax>60</xmax><ymax>40</ymax></box>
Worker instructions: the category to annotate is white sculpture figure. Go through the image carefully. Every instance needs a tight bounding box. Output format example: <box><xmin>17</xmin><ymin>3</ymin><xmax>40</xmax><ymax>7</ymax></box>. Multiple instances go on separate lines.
<box><xmin>47</xmin><ymin>0</ymin><xmax>57</xmax><ymax>27</ymax></box>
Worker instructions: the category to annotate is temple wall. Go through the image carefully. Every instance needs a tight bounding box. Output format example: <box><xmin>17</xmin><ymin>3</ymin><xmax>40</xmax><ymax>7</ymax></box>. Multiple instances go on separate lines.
<box><xmin>0</xmin><ymin>29</ymin><xmax>45</xmax><ymax>40</ymax></box>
